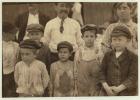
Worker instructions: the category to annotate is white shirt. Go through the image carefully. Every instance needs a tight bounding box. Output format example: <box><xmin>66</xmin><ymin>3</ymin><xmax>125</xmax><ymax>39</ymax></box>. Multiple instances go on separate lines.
<box><xmin>14</xmin><ymin>60</ymin><xmax>50</xmax><ymax>96</ymax></box>
<box><xmin>43</xmin><ymin>17</ymin><xmax>83</xmax><ymax>53</ymax></box>
<box><xmin>24</xmin><ymin>13</ymin><xmax>39</xmax><ymax>40</ymax></box>
<box><xmin>115</xmin><ymin>51</ymin><xmax>123</xmax><ymax>58</ymax></box>
<box><xmin>3</xmin><ymin>41</ymin><xmax>19</xmax><ymax>74</ymax></box>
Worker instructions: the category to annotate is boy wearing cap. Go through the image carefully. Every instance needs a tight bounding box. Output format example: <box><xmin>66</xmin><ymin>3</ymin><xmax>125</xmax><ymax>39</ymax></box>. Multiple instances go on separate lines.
<box><xmin>14</xmin><ymin>39</ymin><xmax>50</xmax><ymax>97</ymax></box>
<box><xmin>74</xmin><ymin>24</ymin><xmax>101</xmax><ymax>96</ymax></box>
<box><xmin>99</xmin><ymin>25</ymin><xmax>138</xmax><ymax>96</ymax></box>
<box><xmin>102</xmin><ymin>3</ymin><xmax>137</xmax><ymax>55</ymax></box>
<box><xmin>2</xmin><ymin>21</ymin><xmax>19</xmax><ymax>97</ymax></box>
<box><xmin>26</xmin><ymin>24</ymin><xmax>51</xmax><ymax>75</ymax></box>
<box><xmin>49</xmin><ymin>41</ymin><xmax>74</xmax><ymax>96</ymax></box>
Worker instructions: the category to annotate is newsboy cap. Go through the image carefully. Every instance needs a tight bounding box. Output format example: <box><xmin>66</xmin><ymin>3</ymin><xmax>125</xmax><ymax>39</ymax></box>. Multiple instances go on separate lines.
<box><xmin>111</xmin><ymin>25</ymin><xmax>132</xmax><ymax>39</ymax></box>
<box><xmin>26</xmin><ymin>24</ymin><xmax>44</xmax><ymax>33</ymax></box>
<box><xmin>57</xmin><ymin>41</ymin><xmax>73</xmax><ymax>52</ymax></box>
<box><xmin>19</xmin><ymin>39</ymin><xmax>42</xmax><ymax>49</ymax></box>
<box><xmin>81</xmin><ymin>24</ymin><xmax>98</xmax><ymax>35</ymax></box>
<box><xmin>2</xmin><ymin>21</ymin><xmax>17</xmax><ymax>34</ymax></box>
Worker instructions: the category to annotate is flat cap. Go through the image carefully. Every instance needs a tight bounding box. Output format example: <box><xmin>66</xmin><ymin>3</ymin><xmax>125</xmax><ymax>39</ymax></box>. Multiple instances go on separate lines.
<box><xmin>81</xmin><ymin>24</ymin><xmax>98</xmax><ymax>34</ymax></box>
<box><xmin>19</xmin><ymin>39</ymin><xmax>42</xmax><ymax>49</ymax></box>
<box><xmin>26</xmin><ymin>24</ymin><xmax>44</xmax><ymax>33</ymax></box>
<box><xmin>111</xmin><ymin>25</ymin><xmax>132</xmax><ymax>39</ymax></box>
<box><xmin>57</xmin><ymin>41</ymin><xmax>73</xmax><ymax>52</ymax></box>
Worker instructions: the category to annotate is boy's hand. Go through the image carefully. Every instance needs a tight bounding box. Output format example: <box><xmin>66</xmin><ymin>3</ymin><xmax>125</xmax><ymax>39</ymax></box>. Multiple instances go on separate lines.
<box><xmin>105</xmin><ymin>86</ymin><xmax>116</xmax><ymax>96</ymax></box>
<box><xmin>111</xmin><ymin>84</ymin><xmax>126</xmax><ymax>94</ymax></box>
<box><xmin>102</xmin><ymin>82</ymin><xmax>116</xmax><ymax>96</ymax></box>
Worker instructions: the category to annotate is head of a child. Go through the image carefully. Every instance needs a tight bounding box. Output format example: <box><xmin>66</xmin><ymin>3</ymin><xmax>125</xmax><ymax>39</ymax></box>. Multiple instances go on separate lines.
<box><xmin>81</xmin><ymin>24</ymin><xmax>97</xmax><ymax>48</ymax></box>
<box><xmin>27</xmin><ymin>24</ymin><xmax>44</xmax><ymax>42</ymax></box>
<box><xmin>19</xmin><ymin>39</ymin><xmax>41</xmax><ymax>64</ymax></box>
<box><xmin>111</xmin><ymin>25</ymin><xmax>131</xmax><ymax>52</ymax></box>
<box><xmin>57</xmin><ymin>41</ymin><xmax>73</xmax><ymax>62</ymax></box>
<box><xmin>115</xmin><ymin>2</ymin><xmax>133</xmax><ymax>22</ymax></box>
<box><xmin>2</xmin><ymin>21</ymin><xmax>18</xmax><ymax>42</ymax></box>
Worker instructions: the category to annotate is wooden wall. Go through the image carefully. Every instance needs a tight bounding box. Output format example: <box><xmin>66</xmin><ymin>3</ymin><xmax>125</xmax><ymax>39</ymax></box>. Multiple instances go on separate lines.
<box><xmin>2</xmin><ymin>2</ymin><xmax>114</xmax><ymax>25</ymax></box>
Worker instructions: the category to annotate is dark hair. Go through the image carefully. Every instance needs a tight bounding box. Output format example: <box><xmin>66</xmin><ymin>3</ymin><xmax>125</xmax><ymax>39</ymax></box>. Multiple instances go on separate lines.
<box><xmin>114</xmin><ymin>2</ymin><xmax>133</xmax><ymax>9</ymax></box>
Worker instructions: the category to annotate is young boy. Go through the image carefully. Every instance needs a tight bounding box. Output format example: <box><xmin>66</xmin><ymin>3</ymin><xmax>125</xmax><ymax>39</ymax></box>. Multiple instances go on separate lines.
<box><xmin>74</xmin><ymin>24</ymin><xmax>101</xmax><ymax>96</ymax></box>
<box><xmin>2</xmin><ymin>21</ymin><xmax>19</xmax><ymax>97</ymax></box>
<box><xmin>49</xmin><ymin>41</ymin><xmax>74</xmax><ymax>96</ymax></box>
<box><xmin>26</xmin><ymin>24</ymin><xmax>51</xmax><ymax>74</ymax></box>
<box><xmin>102</xmin><ymin>3</ymin><xmax>137</xmax><ymax>55</ymax></box>
<box><xmin>14</xmin><ymin>39</ymin><xmax>50</xmax><ymax>97</ymax></box>
<box><xmin>99</xmin><ymin>25</ymin><xmax>138</xmax><ymax>96</ymax></box>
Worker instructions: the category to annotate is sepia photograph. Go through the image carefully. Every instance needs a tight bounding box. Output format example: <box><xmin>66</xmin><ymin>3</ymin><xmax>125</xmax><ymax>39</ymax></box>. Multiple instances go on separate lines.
<box><xmin>2</xmin><ymin>1</ymin><xmax>138</xmax><ymax>97</ymax></box>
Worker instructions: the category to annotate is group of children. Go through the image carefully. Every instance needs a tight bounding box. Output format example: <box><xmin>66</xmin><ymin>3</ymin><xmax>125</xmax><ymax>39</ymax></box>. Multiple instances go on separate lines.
<box><xmin>2</xmin><ymin>20</ymin><xmax>138</xmax><ymax>97</ymax></box>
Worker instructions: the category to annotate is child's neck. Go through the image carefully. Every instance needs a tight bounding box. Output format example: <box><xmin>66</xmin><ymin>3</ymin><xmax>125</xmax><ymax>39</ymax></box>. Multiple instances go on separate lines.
<box><xmin>85</xmin><ymin>45</ymin><xmax>94</xmax><ymax>49</ymax></box>
<box><xmin>59</xmin><ymin>59</ymin><xmax>70</xmax><ymax>63</ymax></box>
<box><xmin>24</xmin><ymin>59</ymin><xmax>35</xmax><ymax>66</ymax></box>
<box><xmin>120</xmin><ymin>17</ymin><xmax>131</xmax><ymax>24</ymax></box>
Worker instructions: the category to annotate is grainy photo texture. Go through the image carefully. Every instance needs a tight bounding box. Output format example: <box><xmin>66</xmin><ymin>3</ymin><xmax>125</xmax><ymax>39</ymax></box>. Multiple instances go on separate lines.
<box><xmin>2</xmin><ymin>2</ymin><xmax>138</xmax><ymax>97</ymax></box>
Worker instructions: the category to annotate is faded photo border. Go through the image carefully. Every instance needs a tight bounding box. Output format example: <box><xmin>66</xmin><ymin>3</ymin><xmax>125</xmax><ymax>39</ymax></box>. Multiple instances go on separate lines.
<box><xmin>0</xmin><ymin>0</ymin><xmax>139</xmax><ymax>99</ymax></box>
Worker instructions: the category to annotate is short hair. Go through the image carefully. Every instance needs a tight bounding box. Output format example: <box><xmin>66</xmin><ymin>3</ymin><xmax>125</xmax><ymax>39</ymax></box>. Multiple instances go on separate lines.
<box><xmin>2</xmin><ymin>21</ymin><xmax>17</xmax><ymax>34</ymax></box>
<box><xmin>57</xmin><ymin>41</ymin><xmax>73</xmax><ymax>52</ymax></box>
<box><xmin>114</xmin><ymin>2</ymin><xmax>133</xmax><ymax>9</ymax></box>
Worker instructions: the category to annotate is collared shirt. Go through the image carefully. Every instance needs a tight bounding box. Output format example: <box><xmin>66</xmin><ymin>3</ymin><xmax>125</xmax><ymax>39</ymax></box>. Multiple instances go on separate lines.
<box><xmin>43</xmin><ymin>17</ymin><xmax>84</xmax><ymax>53</ymax></box>
<box><xmin>14</xmin><ymin>60</ymin><xmax>50</xmax><ymax>96</ymax></box>
<box><xmin>24</xmin><ymin>13</ymin><xmax>39</xmax><ymax>40</ymax></box>
<box><xmin>3</xmin><ymin>41</ymin><xmax>19</xmax><ymax>74</ymax></box>
<box><xmin>102</xmin><ymin>19</ymin><xmax>137</xmax><ymax>54</ymax></box>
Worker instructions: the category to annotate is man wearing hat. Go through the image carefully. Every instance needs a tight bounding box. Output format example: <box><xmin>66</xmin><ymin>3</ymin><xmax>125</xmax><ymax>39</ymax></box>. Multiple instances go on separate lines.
<box><xmin>15</xmin><ymin>3</ymin><xmax>50</xmax><ymax>42</ymax></box>
<box><xmin>99</xmin><ymin>25</ymin><xmax>138</xmax><ymax>96</ymax></box>
<box><xmin>43</xmin><ymin>2</ymin><xmax>83</xmax><ymax>64</ymax></box>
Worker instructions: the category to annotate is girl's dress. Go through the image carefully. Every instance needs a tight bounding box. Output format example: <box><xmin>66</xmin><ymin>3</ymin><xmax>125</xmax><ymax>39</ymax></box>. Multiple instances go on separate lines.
<box><xmin>75</xmin><ymin>46</ymin><xmax>101</xmax><ymax>96</ymax></box>
<box><xmin>50</xmin><ymin>61</ymin><xmax>74</xmax><ymax>96</ymax></box>
<box><xmin>14</xmin><ymin>60</ymin><xmax>50</xmax><ymax>97</ymax></box>
<box><xmin>2</xmin><ymin>41</ymin><xmax>19</xmax><ymax>97</ymax></box>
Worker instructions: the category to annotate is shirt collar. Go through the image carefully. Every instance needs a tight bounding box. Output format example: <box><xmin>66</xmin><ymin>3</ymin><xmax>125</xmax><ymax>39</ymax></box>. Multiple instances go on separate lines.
<box><xmin>118</xmin><ymin>19</ymin><xmax>134</xmax><ymax>27</ymax></box>
<box><xmin>29</xmin><ymin>13</ymin><xmax>39</xmax><ymax>17</ymax></box>
<box><xmin>56</xmin><ymin>16</ymin><xmax>69</xmax><ymax>22</ymax></box>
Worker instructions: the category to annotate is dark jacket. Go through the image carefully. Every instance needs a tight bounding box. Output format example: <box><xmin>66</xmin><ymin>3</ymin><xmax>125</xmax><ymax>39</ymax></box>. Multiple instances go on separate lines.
<box><xmin>15</xmin><ymin>11</ymin><xmax>50</xmax><ymax>42</ymax></box>
<box><xmin>99</xmin><ymin>48</ymin><xmax>138</xmax><ymax>96</ymax></box>
<box><xmin>36</xmin><ymin>42</ymin><xmax>51</xmax><ymax>75</ymax></box>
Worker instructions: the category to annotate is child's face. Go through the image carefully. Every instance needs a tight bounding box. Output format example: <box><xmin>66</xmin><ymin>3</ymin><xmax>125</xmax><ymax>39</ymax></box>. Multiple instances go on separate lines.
<box><xmin>83</xmin><ymin>30</ymin><xmax>96</xmax><ymax>48</ymax></box>
<box><xmin>111</xmin><ymin>35</ymin><xmax>129</xmax><ymax>52</ymax></box>
<box><xmin>28</xmin><ymin>32</ymin><xmax>43</xmax><ymax>41</ymax></box>
<box><xmin>20</xmin><ymin>48</ymin><xmax>36</xmax><ymax>63</ymax></box>
<box><xmin>116</xmin><ymin>3</ymin><xmax>131</xmax><ymax>20</ymax></box>
<box><xmin>58</xmin><ymin>48</ymin><xmax>71</xmax><ymax>62</ymax></box>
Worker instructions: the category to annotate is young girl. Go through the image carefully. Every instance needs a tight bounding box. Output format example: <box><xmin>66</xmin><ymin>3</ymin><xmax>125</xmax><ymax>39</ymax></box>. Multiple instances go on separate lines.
<box><xmin>14</xmin><ymin>39</ymin><xmax>50</xmax><ymax>97</ymax></box>
<box><xmin>2</xmin><ymin>22</ymin><xmax>19</xmax><ymax>97</ymax></box>
<box><xmin>74</xmin><ymin>24</ymin><xmax>101</xmax><ymax>96</ymax></box>
<box><xmin>49</xmin><ymin>41</ymin><xmax>74</xmax><ymax>96</ymax></box>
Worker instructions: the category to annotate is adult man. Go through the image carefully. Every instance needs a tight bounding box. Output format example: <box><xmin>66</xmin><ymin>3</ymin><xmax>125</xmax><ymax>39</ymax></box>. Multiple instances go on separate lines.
<box><xmin>43</xmin><ymin>2</ymin><xmax>83</xmax><ymax>63</ymax></box>
<box><xmin>15</xmin><ymin>3</ymin><xmax>50</xmax><ymax>42</ymax></box>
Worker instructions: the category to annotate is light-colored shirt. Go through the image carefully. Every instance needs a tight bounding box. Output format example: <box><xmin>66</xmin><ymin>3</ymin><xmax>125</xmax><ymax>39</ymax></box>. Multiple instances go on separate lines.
<box><xmin>43</xmin><ymin>17</ymin><xmax>84</xmax><ymax>53</ymax></box>
<box><xmin>3</xmin><ymin>41</ymin><xmax>19</xmax><ymax>74</ymax></box>
<box><xmin>14</xmin><ymin>60</ymin><xmax>50</xmax><ymax>96</ymax></box>
<box><xmin>102</xmin><ymin>19</ymin><xmax>137</xmax><ymax>54</ymax></box>
<box><xmin>24</xmin><ymin>13</ymin><xmax>39</xmax><ymax>40</ymax></box>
